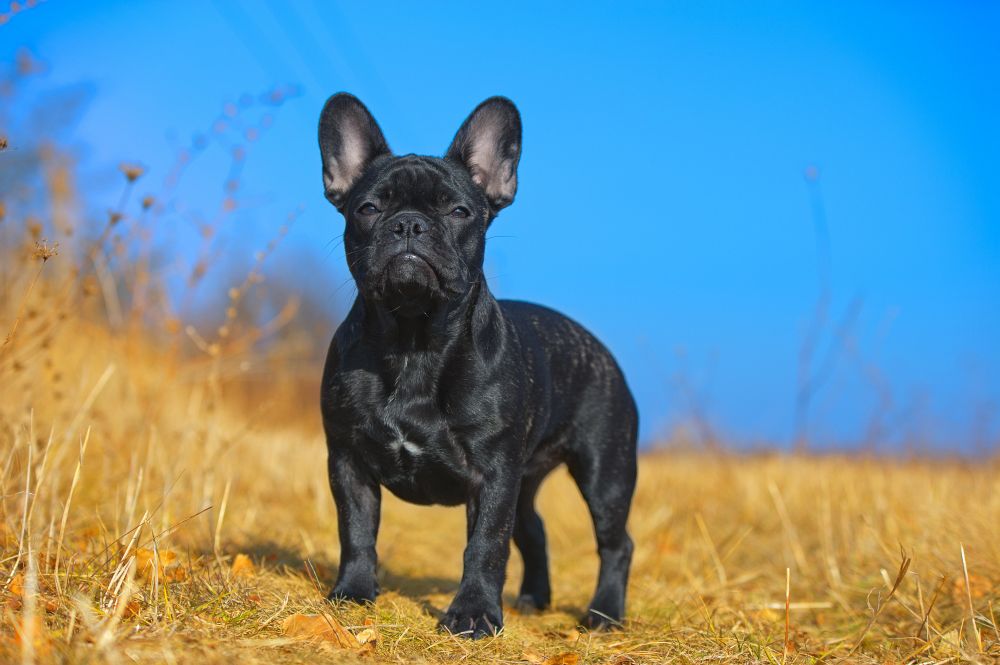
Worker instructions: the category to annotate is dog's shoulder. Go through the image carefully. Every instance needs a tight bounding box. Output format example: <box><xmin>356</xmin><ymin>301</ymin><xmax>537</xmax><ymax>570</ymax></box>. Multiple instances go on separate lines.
<box><xmin>498</xmin><ymin>299</ymin><xmax>598</xmax><ymax>348</ymax></box>
<box><xmin>498</xmin><ymin>298</ymin><xmax>628</xmax><ymax>383</ymax></box>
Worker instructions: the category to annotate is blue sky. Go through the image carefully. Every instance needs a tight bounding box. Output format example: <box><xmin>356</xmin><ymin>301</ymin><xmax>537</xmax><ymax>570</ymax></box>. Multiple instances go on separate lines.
<box><xmin>4</xmin><ymin>1</ymin><xmax>999</xmax><ymax>450</ymax></box>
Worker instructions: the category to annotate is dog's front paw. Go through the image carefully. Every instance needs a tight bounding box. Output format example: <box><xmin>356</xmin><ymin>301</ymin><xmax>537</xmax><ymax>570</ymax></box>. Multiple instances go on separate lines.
<box><xmin>327</xmin><ymin>581</ymin><xmax>378</xmax><ymax>605</ymax></box>
<box><xmin>439</xmin><ymin>600</ymin><xmax>503</xmax><ymax>639</ymax></box>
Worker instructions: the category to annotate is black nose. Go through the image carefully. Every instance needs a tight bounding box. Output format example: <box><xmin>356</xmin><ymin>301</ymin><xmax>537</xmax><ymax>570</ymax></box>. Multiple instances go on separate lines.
<box><xmin>392</xmin><ymin>216</ymin><xmax>425</xmax><ymax>237</ymax></box>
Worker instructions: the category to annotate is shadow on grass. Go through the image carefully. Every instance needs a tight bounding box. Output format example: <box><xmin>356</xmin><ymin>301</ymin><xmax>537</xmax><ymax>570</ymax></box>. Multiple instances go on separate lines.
<box><xmin>236</xmin><ymin>540</ymin><xmax>586</xmax><ymax>624</ymax></box>
<box><xmin>238</xmin><ymin>540</ymin><xmax>454</xmax><ymax>601</ymax></box>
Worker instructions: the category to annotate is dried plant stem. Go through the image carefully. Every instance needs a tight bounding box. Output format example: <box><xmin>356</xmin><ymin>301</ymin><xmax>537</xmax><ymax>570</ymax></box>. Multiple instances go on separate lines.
<box><xmin>847</xmin><ymin>549</ymin><xmax>912</xmax><ymax>656</ymax></box>
<box><xmin>959</xmin><ymin>543</ymin><xmax>983</xmax><ymax>652</ymax></box>
<box><xmin>213</xmin><ymin>478</ymin><xmax>233</xmax><ymax>557</ymax></box>
<box><xmin>916</xmin><ymin>575</ymin><xmax>947</xmax><ymax>641</ymax></box>
<box><xmin>5</xmin><ymin>419</ymin><xmax>54</xmax><ymax>590</ymax></box>
<box><xmin>54</xmin><ymin>427</ymin><xmax>91</xmax><ymax>595</ymax></box>
<box><xmin>989</xmin><ymin>600</ymin><xmax>999</xmax><ymax>645</ymax></box>
<box><xmin>768</xmin><ymin>481</ymin><xmax>808</xmax><ymax>573</ymax></box>
<box><xmin>4</xmin><ymin>416</ymin><xmax>33</xmax><ymax>591</ymax></box>
<box><xmin>695</xmin><ymin>512</ymin><xmax>727</xmax><ymax>586</ymax></box>
<box><xmin>0</xmin><ymin>261</ymin><xmax>47</xmax><ymax>361</ymax></box>
<box><xmin>103</xmin><ymin>511</ymin><xmax>148</xmax><ymax>610</ymax></box>
<box><xmin>783</xmin><ymin>566</ymin><xmax>791</xmax><ymax>664</ymax></box>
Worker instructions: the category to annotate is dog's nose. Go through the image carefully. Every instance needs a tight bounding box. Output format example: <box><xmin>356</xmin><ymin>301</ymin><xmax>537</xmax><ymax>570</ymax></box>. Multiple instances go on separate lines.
<box><xmin>392</xmin><ymin>217</ymin><xmax>425</xmax><ymax>237</ymax></box>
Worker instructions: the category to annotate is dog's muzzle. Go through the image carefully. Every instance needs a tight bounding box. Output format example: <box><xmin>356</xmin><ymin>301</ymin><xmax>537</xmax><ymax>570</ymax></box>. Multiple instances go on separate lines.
<box><xmin>384</xmin><ymin>252</ymin><xmax>437</xmax><ymax>298</ymax></box>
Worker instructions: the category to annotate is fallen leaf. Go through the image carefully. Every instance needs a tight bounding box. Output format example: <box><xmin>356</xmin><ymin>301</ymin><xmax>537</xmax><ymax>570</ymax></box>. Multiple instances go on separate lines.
<box><xmin>134</xmin><ymin>548</ymin><xmax>179</xmax><ymax>582</ymax></box>
<box><xmin>4</xmin><ymin>573</ymin><xmax>26</xmax><ymax>611</ymax></box>
<box><xmin>607</xmin><ymin>656</ymin><xmax>639</xmax><ymax>665</ymax></box>
<box><xmin>524</xmin><ymin>652</ymin><xmax>580</xmax><ymax>665</ymax></box>
<box><xmin>281</xmin><ymin>613</ymin><xmax>361</xmax><ymax>649</ymax></box>
<box><xmin>939</xmin><ymin>629</ymin><xmax>962</xmax><ymax>654</ymax></box>
<box><xmin>543</xmin><ymin>654</ymin><xmax>580</xmax><ymax>665</ymax></box>
<box><xmin>122</xmin><ymin>599</ymin><xmax>142</xmax><ymax>618</ymax></box>
<box><xmin>7</xmin><ymin>573</ymin><xmax>24</xmax><ymax>596</ymax></box>
<box><xmin>356</xmin><ymin>616</ymin><xmax>378</xmax><ymax>654</ymax></box>
<box><xmin>165</xmin><ymin>565</ymin><xmax>188</xmax><ymax>583</ymax></box>
<box><xmin>70</xmin><ymin>525</ymin><xmax>103</xmax><ymax>552</ymax></box>
<box><xmin>231</xmin><ymin>553</ymin><xmax>256</xmax><ymax>578</ymax></box>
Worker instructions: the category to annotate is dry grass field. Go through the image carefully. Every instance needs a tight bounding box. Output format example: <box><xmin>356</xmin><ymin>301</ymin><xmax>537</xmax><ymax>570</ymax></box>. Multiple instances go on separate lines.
<box><xmin>1</xmin><ymin>298</ymin><xmax>998</xmax><ymax>665</ymax></box>
<box><xmin>1</xmin><ymin>96</ymin><xmax>998</xmax><ymax>663</ymax></box>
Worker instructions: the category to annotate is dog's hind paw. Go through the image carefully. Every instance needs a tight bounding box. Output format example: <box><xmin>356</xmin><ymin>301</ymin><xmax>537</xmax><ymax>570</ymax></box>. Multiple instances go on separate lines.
<box><xmin>513</xmin><ymin>593</ymin><xmax>548</xmax><ymax>614</ymax></box>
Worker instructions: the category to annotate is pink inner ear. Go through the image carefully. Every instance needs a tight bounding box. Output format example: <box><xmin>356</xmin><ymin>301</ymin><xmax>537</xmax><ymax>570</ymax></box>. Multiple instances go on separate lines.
<box><xmin>324</xmin><ymin>117</ymin><xmax>373</xmax><ymax>198</ymax></box>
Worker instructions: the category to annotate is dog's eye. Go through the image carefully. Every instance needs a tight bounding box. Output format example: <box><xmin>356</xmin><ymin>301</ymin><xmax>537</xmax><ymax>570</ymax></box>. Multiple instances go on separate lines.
<box><xmin>357</xmin><ymin>202</ymin><xmax>380</xmax><ymax>216</ymax></box>
<box><xmin>449</xmin><ymin>206</ymin><xmax>471</xmax><ymax>219</ymax></box>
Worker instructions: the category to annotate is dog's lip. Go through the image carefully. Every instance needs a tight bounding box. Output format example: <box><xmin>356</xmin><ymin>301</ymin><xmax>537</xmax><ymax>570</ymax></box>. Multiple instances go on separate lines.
<box><xmin>389</xmin><ymin>251</ymin><xmax>438</xmax><ymax>279</ymax></box>
<box><xmin>395</xmin><ymin>251</ymin><xmax>426</xmax><ymax>264</ymax></box>
<box><xmin>380</xmin><ymin>251</ymin><xmax>440</xmax><ymax>294</ymax></box>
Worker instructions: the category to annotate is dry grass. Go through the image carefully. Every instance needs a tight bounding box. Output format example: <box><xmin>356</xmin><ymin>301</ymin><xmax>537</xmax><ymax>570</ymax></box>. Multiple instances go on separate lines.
<box><xmin>1</xmin><ymin>74</ymin><xmax>999</xmax><ymax>664</ymax></box>
<box><xmin>1</xmin><ymin>310</ymin><xmax>999</xmax><ymax>665</ymax></box>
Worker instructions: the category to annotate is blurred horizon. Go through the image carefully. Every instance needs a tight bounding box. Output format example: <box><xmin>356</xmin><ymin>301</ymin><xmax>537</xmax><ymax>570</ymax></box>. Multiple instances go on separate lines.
<box><xmin>2</xmin><ymin>1</ymin><xmax>998</xmax><ymax>451</ymax></box>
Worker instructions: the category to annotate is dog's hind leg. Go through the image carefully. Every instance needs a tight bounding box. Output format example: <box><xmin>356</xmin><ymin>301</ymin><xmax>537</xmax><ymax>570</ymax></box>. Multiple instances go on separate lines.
<box><xmin>512</xmin><ymin>471</ymin><xmax>552</xmax><ymax>611</ymax></box>
<box><xmin>568</xmin><ymin>420</ymin><xmax>637</xmax><ymax>629</ymax></box>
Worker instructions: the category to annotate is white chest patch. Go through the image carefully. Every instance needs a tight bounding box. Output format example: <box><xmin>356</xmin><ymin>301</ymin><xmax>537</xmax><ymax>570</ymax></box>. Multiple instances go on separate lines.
<box><xmin>392</xmin><ymin>439</ymin><xmax>422</xmax><ymax>456</ymax></box>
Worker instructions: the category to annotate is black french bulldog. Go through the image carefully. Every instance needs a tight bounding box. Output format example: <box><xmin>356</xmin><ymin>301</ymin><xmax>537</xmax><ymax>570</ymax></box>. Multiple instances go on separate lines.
<box><xmin>317</xmin><ymin>93</ymin><xmax>638</xmax><ymax>638</ymax></box>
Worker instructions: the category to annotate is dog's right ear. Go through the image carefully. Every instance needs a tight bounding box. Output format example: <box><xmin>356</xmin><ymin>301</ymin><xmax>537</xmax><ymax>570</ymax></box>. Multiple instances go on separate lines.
<box><xmin>445</xmin><ymin>97</ymin><xmax>521</xmax><ymax>212</ymax></box>
<box><xmin>318</xmin><ymin>93</ymin><xmax>391</xmax><ymax>210</ymax></box>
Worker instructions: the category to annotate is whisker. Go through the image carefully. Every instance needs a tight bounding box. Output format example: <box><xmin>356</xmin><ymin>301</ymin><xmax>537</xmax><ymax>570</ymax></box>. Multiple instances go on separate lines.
<box><xmin>329</xmin><ymin>275</ymin><xmax>357</xmax><ymax>301</ymax></box>
<box><xmin>344</xmin><ymin>244</ymin><xmax>372</xmax><ymax>258</ymax></box>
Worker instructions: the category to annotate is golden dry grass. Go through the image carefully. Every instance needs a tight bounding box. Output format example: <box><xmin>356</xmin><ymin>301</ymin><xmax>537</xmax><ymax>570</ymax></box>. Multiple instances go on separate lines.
<box><xmin>1</xmin><ymin>271</ymin><xmax>999</xmax><ymax>663</ymax></box>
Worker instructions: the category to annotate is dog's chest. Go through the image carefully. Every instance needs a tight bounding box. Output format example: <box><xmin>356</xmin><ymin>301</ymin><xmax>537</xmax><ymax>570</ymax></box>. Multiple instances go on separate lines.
<box><xmin>360</xmin><ymin>361</ymin><xmax>473</xmax><ymax>504</ymax></box>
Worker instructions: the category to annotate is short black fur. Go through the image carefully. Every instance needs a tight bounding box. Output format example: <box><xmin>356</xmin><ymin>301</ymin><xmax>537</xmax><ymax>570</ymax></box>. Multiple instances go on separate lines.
<box><xmin>317</xmin><ymin>93</ymin><xmax>638</xmax><ymax>638</ymax></box>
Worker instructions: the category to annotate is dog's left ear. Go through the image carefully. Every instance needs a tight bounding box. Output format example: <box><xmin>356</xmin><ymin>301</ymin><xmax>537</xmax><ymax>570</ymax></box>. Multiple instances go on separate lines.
<box><xmin>445</xmin><ymin>97</ymin><xmax>522</xmax><ymax>212</ymax></box>
<box><xmin>318</xmin><ymin>93</ymin><xmax>391</xmax><ymax>210</ymax></box>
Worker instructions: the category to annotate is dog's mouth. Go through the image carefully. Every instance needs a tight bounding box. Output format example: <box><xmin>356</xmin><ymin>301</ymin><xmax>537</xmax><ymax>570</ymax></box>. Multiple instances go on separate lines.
<box><xmin>381</xmin><ymin>252</ymin><xmax>440</xmax><ymax>301</ymax></box>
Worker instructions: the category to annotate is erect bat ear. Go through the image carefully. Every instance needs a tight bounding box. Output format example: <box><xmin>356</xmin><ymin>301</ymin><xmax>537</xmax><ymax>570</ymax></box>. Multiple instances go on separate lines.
<box><xmin>318</xmin><ymin>93</ymin><xmax>391</xmax><ymax>210</ymax></box>
<box><xmin>445</xmin><ymin>97</ymin><xmax>522</xmax><ymax>212</ymax></box>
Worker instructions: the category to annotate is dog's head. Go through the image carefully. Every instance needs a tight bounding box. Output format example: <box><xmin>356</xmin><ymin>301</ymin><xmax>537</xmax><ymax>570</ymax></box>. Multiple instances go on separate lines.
<box><xmin>318</xmin><ymin>94</ymin><xmax>521</xmax><ymax>317</ymax></box>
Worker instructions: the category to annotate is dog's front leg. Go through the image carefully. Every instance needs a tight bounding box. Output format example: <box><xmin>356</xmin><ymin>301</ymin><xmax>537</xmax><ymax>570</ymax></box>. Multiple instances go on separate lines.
<box><xmin>441</xmin><ymin>476</ymin><xmax>519</xmax><ymax>638</ymax></box>
<box><xmin>327</xmin><ymin>448</ymin><xmax>381</xmax><ymax>603</ymax></box>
